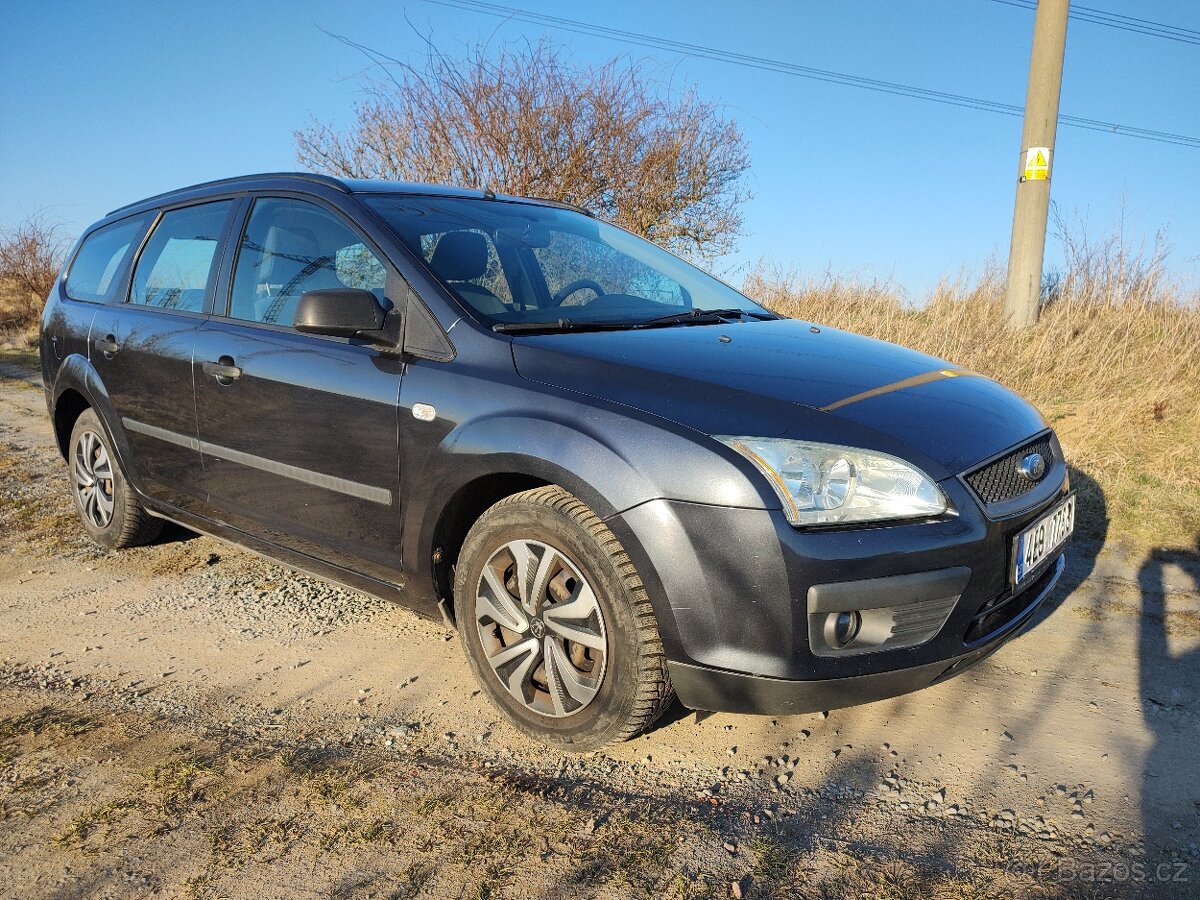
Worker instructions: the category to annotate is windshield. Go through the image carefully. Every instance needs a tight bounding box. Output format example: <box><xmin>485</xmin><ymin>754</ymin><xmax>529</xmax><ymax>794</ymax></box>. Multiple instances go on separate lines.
<box><xmin>363</xmin><ymin>195</ymin><xmax>770</xmax><ymax>329</ymax></box>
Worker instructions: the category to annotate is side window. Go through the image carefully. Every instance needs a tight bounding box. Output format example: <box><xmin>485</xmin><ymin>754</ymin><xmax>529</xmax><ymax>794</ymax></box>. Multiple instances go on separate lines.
<box><xmin>129</xmin><ymin>201</ymin><xmax>232</xmax><ymax>311</ymax></box>
<box><xmin>64</xmin><ymin>215</ymin><xmax>149</xmax><ymax>302</ymax></box>
<box><xmin>228</xmin><ymin>198</ymin><xmax>387</xmax><ymax>326</ymax></box>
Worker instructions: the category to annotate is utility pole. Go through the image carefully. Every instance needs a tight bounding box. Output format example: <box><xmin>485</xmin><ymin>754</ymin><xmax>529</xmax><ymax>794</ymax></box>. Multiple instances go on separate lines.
<box><xmin>1003</xmin><ymin>0</ymin><xmax>1070</xmax><ymax>328</ymax></box>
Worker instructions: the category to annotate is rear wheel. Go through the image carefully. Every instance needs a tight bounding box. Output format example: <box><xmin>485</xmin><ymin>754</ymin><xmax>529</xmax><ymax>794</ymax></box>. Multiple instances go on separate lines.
<box><xmin>68</xmin><ymin>409</ymin><xmax>162</xmax><ymax>550</ymax></box>
<box><xmin>454</xmin><ymin>486</ymin><xmax>673</xmax><ymax>750</ymax></box>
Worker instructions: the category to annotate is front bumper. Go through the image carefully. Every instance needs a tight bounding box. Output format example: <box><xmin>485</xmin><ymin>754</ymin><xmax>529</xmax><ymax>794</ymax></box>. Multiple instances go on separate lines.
<box><xmin>667</xmin><ymin>554</ymin><xmax>1063</xmax><ymax>714</ymax></box>
<box><xmin>606</xmin><ymin>435</ymin><xmax>1072</xmax><ymax>714</ymax></box>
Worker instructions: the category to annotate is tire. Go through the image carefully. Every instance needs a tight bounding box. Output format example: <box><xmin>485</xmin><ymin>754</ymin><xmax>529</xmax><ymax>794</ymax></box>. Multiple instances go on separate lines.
<box><xmin>67</xmin><ymin>409</ymin><xmax>162</xmax><ymax>550</ymax></box>
<box><xmin>454</xmin><ymin>486</ymin><xmax>674</xmax><ymax>751</ymax></box>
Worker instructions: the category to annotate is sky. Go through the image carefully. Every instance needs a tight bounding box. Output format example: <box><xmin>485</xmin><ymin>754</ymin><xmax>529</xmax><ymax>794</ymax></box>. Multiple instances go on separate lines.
<box><xmin>2</xmin><ymin>0</ymin><xmax>1197</xmax><ymax>297</ymax></box>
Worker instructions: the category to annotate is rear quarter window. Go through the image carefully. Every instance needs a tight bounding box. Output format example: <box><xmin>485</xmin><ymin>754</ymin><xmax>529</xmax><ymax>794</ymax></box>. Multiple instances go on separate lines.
<box><xmin>64</xmin><ymin>215</ymin><xmax>150</xmax><ymax>302</ymax></box>
<box><xmin>129</xmin><ymin>201</ymin><xmax>233</xmax><ymax>312</ymax></box>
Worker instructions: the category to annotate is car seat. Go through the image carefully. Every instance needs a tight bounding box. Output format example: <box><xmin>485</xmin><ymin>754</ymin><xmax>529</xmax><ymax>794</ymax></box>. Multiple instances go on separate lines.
<box><xmin>429</xmin><ymin>231</ymin><xmax>507</xmax><ymax>315</ymax></box>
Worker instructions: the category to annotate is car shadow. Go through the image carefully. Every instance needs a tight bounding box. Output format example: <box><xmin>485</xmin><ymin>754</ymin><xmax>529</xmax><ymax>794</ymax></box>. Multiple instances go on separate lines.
<box><xmin>147</xmin><ymin>520</ymin><xmax>199</xmax><ymax>546</ymax></box>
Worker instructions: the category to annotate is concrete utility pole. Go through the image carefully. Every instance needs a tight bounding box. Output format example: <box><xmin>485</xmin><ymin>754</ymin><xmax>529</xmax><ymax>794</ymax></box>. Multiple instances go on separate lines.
<box><xmin>1003</xmin><ymin>0</ymin><xmax>1070</xmax><ymax>328</ymax></box>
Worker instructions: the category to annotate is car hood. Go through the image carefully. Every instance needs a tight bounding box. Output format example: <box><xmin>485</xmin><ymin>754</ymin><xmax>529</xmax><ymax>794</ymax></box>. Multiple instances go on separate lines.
<box><xmin>509</xmin><ymin>318</ymin><xmax>1047</xmax><ymax>480</ymax></box>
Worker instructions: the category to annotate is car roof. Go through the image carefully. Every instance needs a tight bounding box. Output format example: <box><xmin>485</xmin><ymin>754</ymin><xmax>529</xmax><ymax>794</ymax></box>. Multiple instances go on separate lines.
<box><xmin>105</xmin><ymin>172</ymin><xmax>589</xmax><ymax>218</ymax></box>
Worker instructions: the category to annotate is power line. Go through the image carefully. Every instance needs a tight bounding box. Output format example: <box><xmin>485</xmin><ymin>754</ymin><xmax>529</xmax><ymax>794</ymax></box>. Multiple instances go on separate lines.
<box><xmin>421</xmin><ymin>0</ymin><xmax>1200</xmax><ymax>149</ymax></box>
<box><xmin>986</xmin><ymin>0</ymin><xmax>1200</xmax><ymax>46</ymax></box>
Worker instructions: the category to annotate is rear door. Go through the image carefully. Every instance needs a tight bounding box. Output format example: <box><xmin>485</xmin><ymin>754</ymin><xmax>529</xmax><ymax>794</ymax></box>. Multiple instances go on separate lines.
<box><xmin>89</xmin><ymin>200</ymin><xmax>236</xmax><ymax>511</ymax></box>
<box><xmin>191</xmin><ymin>195</ymin><xmax>403</xmax><ymax>583</ymax></box>
<box><xmin>45</xmin><ymin>214</ymin><xmax>152</xmax><ymax>380</ymax></box>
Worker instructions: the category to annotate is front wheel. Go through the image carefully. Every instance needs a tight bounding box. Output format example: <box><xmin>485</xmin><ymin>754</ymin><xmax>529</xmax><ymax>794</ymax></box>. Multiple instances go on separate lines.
<box><xmin>454</xmin><ymin>486</ymin><xmax>674</xmax><ymax>750</ymax></box>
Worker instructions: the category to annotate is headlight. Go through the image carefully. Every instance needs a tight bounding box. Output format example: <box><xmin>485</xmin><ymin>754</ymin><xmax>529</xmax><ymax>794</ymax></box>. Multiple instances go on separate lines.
<box><xmin>714</xmin><ymin>436</ymin><xmax>947</xmax><ymax>526</ymax></box>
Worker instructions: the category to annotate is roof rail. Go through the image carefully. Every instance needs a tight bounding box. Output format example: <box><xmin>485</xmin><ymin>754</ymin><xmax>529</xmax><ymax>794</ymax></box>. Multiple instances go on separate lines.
<box><xmin>106</xmin><ymin>172</ymin><xmax>349</xmax><ymax>216</ymax></box>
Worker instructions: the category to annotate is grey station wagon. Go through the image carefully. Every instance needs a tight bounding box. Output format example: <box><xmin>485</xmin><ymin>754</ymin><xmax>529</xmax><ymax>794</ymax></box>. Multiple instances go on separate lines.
<box><xmin>41</xmin><ymin>173</ymin><xmax>1073</xmax><ymax>749</ymax></box>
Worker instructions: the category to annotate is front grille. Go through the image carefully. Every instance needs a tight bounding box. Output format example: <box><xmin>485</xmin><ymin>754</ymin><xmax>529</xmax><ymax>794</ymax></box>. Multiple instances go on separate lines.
<box><xmin>964</xmin><ymin>435</ymin><xmax>1054</xmax><ymax>505</ymax></box>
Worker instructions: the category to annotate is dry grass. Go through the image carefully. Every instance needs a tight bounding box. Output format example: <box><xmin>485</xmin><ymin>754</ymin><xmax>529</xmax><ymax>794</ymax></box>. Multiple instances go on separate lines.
<box><xmin>0</xmin><ymin>435</ymin><xmax>83</xmax><ymax>556</ymax></box>
<box><xmin>746</xmin><ymin>253</ymin><xmax>1200</xmax><ymax>550</ymax></box>
<box><xmin>0</xmin><ymin>687</ymin><xmax>1104</xmax><ymax>899</ymax></box>
<box><xmin>0</xmin><ymin>277</ymin><xmax>39</xmax><ymax>350</ymax></box>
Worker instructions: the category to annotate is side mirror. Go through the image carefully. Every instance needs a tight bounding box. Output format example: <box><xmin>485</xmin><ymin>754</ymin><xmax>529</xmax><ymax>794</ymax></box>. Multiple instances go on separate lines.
<box><xmin>294</xmin><ymin>288</ymin><xmax>387</xmax><ymax>339</ymax></box>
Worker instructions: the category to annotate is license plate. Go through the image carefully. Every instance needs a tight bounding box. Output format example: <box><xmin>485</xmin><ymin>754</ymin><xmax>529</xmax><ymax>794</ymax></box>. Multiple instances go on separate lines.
<box><xmin>1012</xmin><ymin>494</ymin><xmax>1074</xmax><ymax>585</ymax></box>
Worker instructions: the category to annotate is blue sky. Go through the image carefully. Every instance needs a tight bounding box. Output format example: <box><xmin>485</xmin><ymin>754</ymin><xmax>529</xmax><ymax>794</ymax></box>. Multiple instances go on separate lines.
<box><xmin>2</xmin><ymin>0</ymin><xmax>1197</xmax><ymax>296</ymax></box>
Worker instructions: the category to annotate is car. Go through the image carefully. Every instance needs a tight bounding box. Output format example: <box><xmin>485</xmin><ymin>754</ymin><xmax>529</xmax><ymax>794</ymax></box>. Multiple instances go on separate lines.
<box><xmin>40</xmin><ymin>173</ymin><xmax>1074</xmax><ymax>750</ymax></box>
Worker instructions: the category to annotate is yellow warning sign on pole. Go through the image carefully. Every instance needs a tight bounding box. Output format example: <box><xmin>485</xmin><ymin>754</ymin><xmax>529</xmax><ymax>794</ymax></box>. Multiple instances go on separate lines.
<box><xmin>1023</xmin><ymin>146</ymin><xmax>1051</xmax><ymax>181</ymax></box>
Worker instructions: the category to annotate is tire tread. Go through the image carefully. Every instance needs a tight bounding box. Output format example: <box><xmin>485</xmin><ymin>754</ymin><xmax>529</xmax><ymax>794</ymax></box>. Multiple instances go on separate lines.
<box><xmin>111</xmin><ymin>482</ymin><xmax>163</xmax><ymax>548</ymax></box>
<box><xmin>488</xmin><ymin>485</ymin><xmax>675</xmax><ymax>743</ymax></box>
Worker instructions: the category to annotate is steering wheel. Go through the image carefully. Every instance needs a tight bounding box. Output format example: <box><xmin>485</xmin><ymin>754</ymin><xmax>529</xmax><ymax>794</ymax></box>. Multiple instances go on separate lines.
<box><xmin>551</xmin><ymin>278</ymin><xmax>606</xmax><ymax>306</ymax></box>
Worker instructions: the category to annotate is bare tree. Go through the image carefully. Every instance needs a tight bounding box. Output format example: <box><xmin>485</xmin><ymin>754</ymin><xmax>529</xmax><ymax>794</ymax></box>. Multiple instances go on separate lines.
<box><xmin>296</xmin><ymin>38</ymin><xmax>751</xmax><ymax>260</ymax></box>
<box><xmin>0</xmin><ymin>214</ymin><xmax>68</xmax><ymax>329</ymax></box>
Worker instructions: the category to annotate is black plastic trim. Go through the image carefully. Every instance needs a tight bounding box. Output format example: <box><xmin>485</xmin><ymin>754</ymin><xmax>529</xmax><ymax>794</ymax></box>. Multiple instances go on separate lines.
<box><xmin>965</xmin><ymin>553</ymin><xmax>1064</xmax><ymax>646</ymax></box>
<box><xmin>807</xmin><ymin>567</ymin><xmax>971</xmax><ymax>613</ymax></box>
<box><xmin>668</xmin><ymin>643</ymin><xmax>1001</xmax><ymax>715</ymax></box>
<box><xmin>403</xmin><ymin>290</ymin><xmax>456</xmax><ymax>361</ymax></box>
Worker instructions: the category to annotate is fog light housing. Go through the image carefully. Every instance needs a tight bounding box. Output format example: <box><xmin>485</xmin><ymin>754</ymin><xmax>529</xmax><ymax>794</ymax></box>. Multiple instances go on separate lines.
<box><xmin>806</xmin><ymin>568</ymin><xmax>971</xmax><ymax>657</ymax></box>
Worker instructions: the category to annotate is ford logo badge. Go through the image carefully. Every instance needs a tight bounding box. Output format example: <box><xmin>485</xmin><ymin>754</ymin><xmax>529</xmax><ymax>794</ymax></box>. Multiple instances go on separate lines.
<box><xmin>1018</xmin><ymin>452</ymin><xmax>1046</xmax><ymax>482</ymax></box>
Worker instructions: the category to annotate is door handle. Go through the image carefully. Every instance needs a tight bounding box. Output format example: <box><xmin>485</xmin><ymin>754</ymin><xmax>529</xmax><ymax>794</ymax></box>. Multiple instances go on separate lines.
<box><xmin>202</xmin><ymin>357</ymin><xmax>242</xmax><ymax>382</ymax></box>
<box><xmin>95</xmin><ymin>335</ymin><xmax>120</xmax><ymax>356</ymax></box>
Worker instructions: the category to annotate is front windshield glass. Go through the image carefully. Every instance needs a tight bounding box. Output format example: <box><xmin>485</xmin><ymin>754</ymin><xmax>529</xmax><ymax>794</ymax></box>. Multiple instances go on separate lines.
<box><xmin>363</xmin><ymin>195</ymin><xmax>768</xmax><ymax>327</ymax></box>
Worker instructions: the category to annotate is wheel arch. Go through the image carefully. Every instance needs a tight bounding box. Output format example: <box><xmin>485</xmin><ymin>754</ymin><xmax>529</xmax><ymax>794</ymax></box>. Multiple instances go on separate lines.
<box><xmin>48</xmin><ymin>353</ymin><xmax>139</xmax><ymax>492</ymax></box>
<box><xmin>427</xmin><ymin>471</ymin><xmax>555</xmax><ymax>621</ymax></box>
<box><xmin>406</xmin><ymin>414</ymin><xmax>667</xmax><ymax>622</ymax></box>
<box><xmin>52</xmin><ymin>387</ymin><xmax>91</xmax><ymax>460</ymax></box>
<box><xmin>403</xmin><ymin>406</ymin><xmax>748</xmax><ymax>638</ymax></box>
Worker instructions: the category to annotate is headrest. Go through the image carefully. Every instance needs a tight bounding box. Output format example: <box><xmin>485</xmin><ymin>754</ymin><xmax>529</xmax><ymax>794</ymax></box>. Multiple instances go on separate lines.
<box><xmin>260</xmin><ymin>223</ymin><xmax>321</xmax><ymax>283</ymax></box>
<box><xmin>430</xmin><ymin>231</ymin><xmax>488</xmax><ymax>282</ymax></box>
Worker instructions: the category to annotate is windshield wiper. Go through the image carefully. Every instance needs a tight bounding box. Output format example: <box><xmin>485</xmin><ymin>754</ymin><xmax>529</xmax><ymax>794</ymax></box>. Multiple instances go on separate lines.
<box><xmin>492</xmin><ymin>308</ymin><xmax>781</xmax><ymax>335</ymax></box>
<box><xmin>640</xmin><ymin>308</ymin><xmax>779</xmax><ymax>326</ymax></box>
<box><xmin>492</xmin><ymin>319</ymin><xmax>636</xmax><ymax>334</ymax></box>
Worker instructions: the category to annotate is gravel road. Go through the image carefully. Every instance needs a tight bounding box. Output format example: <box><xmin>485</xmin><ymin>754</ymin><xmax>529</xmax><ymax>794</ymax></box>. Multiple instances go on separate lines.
<box><xmin>1</xmin><ymin>363</ymin><xmax>1198</xmax><ymax>898</ymax></box>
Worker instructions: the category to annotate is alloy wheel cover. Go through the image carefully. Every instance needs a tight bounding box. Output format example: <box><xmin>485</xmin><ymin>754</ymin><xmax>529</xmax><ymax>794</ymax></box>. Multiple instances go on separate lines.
<box><xmin>474</xmin><ymin>539</ymin><xmax>608</xmax><ymax>718</ymax></box>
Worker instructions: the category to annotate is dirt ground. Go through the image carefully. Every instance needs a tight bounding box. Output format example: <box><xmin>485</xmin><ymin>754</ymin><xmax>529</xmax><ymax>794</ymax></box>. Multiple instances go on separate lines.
<box><xmin>1</xmin><ymin>360</ymin><xmax>1198</xmax><ymax>899</ymax></box>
